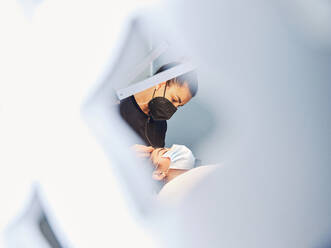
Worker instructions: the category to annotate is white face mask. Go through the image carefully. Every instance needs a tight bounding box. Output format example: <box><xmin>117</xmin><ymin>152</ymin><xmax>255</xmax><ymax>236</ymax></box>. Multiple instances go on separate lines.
<box><xmin>161</xmin><ymin>144</ymin><xmax>195</xmax><ymax>170</ymax></box>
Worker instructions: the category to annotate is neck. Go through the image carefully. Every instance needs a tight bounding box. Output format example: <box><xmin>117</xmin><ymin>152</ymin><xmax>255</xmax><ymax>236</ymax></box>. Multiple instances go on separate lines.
<box><xmin>134</xmin><ymin>87</ymin><xmax>154</xmax><ymax>115</ymax></box>
<box><xmin>165</xmin><ymin>169</ymin><xmax>188</xmax><ymax>183</ymax></box>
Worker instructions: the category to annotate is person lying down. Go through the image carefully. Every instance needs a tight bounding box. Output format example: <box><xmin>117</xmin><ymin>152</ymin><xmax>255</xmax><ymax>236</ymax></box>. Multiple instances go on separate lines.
<box><xmin>133</xmin><ymin>143</ymin><xmax>219</xmax><ymax>196</ymax></box>
<box><xmin>149</xmin><ymin>144</ymin><xmax>196</xmax><ymax>182</ymax></box>
<box><xmin>148</xmin><ymin>144</ymin><xmax>220</xmax><ymax>205</ymax></box>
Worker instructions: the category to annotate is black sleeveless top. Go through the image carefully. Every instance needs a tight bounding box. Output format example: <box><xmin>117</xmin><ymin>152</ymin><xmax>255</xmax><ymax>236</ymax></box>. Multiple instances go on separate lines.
<box><xmin>119</xmin><ymin>96</ymin><xmax>167</xmax><ymax>148</ymax></box>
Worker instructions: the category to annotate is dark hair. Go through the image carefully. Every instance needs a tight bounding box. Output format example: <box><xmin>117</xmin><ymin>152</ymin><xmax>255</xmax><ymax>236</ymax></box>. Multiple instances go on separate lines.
<box><xmin>154</xmin><ymin>62</ymin><xmax>198</xmax><ymax>97</ymax></box>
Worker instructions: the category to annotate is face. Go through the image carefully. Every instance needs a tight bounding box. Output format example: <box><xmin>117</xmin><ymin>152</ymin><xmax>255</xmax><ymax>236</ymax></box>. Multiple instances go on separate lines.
<box><xmin>150</xmin><ymin>148</ymin><xmax>171</xmax><ymax>180</ymax></box>
<box><xmin>154</xmin><ymin>82</ymin><xmax>192</xmax><ymax>108</ymax></box>
<box><xmin>150</xmin><ymin>147</ymin><xmax>169</xmax><ymax>165</ymax></box>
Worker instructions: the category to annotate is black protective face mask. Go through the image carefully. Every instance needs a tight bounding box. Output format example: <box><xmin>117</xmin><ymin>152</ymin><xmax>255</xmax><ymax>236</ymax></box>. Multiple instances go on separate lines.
<box><xmin>147</xmin><ymin>84</ymin><xmax>177</xmax><ymax>121</ymax></box>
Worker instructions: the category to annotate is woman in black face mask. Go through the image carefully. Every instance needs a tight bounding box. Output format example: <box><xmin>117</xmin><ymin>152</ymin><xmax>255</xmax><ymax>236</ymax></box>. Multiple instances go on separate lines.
<box><xmin>119</xmin><ymin>62</ymin><xmax>198</xmax><ymax>149</ymax></box>
<box><xmin>148</xmin><ymin>82</ymin><xmax>177</xmax><ymax>121</ymax></box>
<box><xmin>144</xmin><ymin>82</ymin><xmax>178</xmax><ymax>147</ymax></box>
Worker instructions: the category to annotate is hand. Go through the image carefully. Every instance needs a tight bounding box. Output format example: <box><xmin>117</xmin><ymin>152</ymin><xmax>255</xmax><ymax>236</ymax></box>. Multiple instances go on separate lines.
<box><xmin>131</xmin><ymin>144</ymin><xmax>154</xmax><ymax>158</ymax></box>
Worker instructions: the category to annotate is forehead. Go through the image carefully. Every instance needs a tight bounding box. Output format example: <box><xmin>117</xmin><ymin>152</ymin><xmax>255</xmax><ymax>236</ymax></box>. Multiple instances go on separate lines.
<box><xmin>168</xmin><ymin>82</ymin><xmax>192</xmax><ymax>103</ymax></box>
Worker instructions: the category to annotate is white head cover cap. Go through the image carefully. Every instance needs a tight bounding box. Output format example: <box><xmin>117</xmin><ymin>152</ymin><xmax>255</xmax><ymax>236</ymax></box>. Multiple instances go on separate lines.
<box><xmin>161</xmin><ymin>144</ymin><xmax>195</xmax><ymax>170</ymax></box>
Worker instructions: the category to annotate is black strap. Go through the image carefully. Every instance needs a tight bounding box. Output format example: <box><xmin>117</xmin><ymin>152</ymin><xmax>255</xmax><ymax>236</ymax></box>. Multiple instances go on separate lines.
<box><xmin>152</xmin><ymin>88</ymin><xmax>156</xmax><ymax>98</ymax></box>
<box><xmin>163</xmin><ymin>82</ymin><xmax>167</xmax><ymax>97</ymax></box>
<box><xmin>145</xmin><ymin>117</ymin><xmax>155</xmax><ymax>147</ymax></box>
<box><xmin>152</xmin><ymin>83</ymin><xmax>167</xmax><ymax>99</ymax></box>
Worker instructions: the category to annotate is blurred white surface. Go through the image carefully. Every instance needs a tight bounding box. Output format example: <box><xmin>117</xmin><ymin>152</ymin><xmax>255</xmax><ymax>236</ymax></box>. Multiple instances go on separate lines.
<box><xmin>0</xmin><ymin>0</ymin><xmax>158</xmax><ymax>247</ymax></box>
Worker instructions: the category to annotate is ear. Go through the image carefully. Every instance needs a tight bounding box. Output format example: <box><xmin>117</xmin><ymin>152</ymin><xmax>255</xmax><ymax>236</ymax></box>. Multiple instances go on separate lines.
<box><xmin>155</xmin><ymin>81</ymin><xmax>166</xmax><ymax>90</ymax></box>
<box><xmin>152</xmin><ymin>169</ymin><xmax>166</xmax><ymax>181</ymax></box>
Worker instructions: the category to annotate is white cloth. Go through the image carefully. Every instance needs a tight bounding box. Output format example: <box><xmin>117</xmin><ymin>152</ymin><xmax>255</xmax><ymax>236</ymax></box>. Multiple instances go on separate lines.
<box><xmin>161</xmin><ymin>145</ymin><xmax>195</xmax><ymax>170</ymax></box>
<box><xmin>157</xmin><ymin>165</ymin><xmax>220</xmax><ymax>206</ymax></box>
